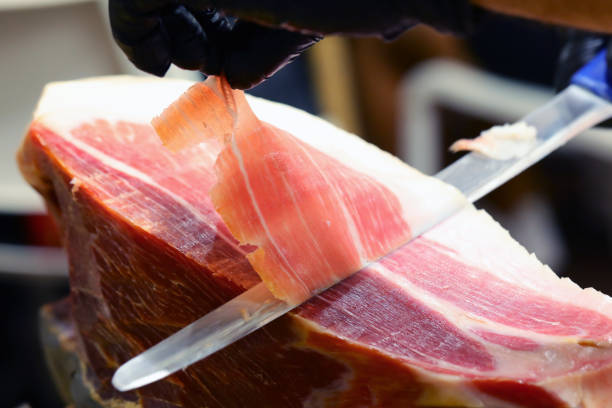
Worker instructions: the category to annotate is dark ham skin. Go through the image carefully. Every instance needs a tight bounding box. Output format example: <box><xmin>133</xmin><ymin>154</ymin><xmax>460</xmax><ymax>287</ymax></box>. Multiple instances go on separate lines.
<box><xmin>21</xmin><ymin>77</ymin><xmax>610</xmax><ymax>407</ymax></box>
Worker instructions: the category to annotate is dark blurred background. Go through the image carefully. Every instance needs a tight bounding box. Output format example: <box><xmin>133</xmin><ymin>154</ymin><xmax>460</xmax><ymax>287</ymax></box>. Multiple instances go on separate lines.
<box><xmin>2</xmin><ymin>1</ymin><xmax>612</xmax><ymax>407</ymax></box>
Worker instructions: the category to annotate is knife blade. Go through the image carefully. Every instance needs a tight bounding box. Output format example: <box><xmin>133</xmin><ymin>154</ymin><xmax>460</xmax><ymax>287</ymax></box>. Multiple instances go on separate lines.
<box><xmin>112</xmin><ymin>51</ymin><xmax>612</xmax><ymax>392</ymax></box>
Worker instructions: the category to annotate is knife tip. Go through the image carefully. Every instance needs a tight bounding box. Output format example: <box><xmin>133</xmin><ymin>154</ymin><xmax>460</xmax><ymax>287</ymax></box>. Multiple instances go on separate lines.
<box><xmin>112</xmin><ymin>359</ymin><xmax>171</xmax><ymax>392</ymax></box>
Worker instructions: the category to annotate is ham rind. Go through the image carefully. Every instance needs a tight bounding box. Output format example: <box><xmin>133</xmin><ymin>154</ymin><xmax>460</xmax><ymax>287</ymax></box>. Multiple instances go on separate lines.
<box><xmin>20</xmin><ymin>76</ymin><xmax>612</xmax><ymax>407</ymax></box>
<box><xmin>153</xmin><ymin>78</ymin><xmax>465</xmax><ymax>304</ymax></box>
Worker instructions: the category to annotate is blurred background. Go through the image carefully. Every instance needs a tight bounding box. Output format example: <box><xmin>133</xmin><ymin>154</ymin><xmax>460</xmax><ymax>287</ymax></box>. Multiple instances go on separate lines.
<box><xmin>2</xmin><ymin>1</ymin><xmax>612</xmax><ymax>407</ymax></box>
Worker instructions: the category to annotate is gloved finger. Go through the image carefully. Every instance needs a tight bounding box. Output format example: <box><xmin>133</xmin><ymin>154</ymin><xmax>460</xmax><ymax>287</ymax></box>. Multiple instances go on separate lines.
<box><xmin>554</xmin><ymin>30</ymin><xmax>609</xmax><ymax>93</ymax></box>
<box><xmin>161</xmin><ymin>5</ymin><xmax>216</xmax><ymax>71</ymax></box>
<box><xmin>223</xmin><ymin>21</ymin><xmax>322</xmax><ymax>89</ymax></box>
<box><xmin>188</xmin><ymin>8</ymin><xmax>234</xmax><ymax>76</ymax></box>
<box><xmin>109</xmin><ymin>0</ymin><xmax>172</xmax><ymax>76</ymax></box>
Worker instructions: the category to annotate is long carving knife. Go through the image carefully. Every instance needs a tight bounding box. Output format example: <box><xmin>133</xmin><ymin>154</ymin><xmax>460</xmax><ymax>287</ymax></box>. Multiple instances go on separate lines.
<box><xmin>113</xmin><ymin>50</ymin><xmax>612</xmax><ymax>392</ymax></box>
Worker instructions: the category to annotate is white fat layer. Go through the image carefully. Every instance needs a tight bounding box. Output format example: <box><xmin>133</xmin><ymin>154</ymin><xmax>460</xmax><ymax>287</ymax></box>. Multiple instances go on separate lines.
<box><xmin>450</xmin><ymin>122</ymin><xmax>537</xmax><ymax>160</ymax></box>
<box><xmin>35</xmin><ymin>76</ymin><xmax>194</xmax><ymax>127</ymax></box>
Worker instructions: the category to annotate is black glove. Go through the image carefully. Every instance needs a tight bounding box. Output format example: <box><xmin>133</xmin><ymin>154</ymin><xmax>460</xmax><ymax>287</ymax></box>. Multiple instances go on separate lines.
<box><xmin>109</xmin><ymin>0</ymin><xmax>480</xmax><ymax>89</ymax></box>
<box><xmin>554</xmin><ymin>30</ymin><xmax>612</xmax><ymax>93</ymax></box>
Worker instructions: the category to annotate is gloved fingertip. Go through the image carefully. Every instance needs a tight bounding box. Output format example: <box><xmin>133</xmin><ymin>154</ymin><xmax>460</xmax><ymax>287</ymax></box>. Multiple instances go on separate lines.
<box><xmin>115</xmin><ymin>26</ymin><xmax>172</xmax><ymax>77</ymax></box>
<box><xmin>109</xmin><ymin>0</ymin><xmax>174</xmax><ymax>76</ymax></box>
<box><xmin>143</xmin><ymin>58</ymin><xmax>172</xmax><ymax>77</ymax></box>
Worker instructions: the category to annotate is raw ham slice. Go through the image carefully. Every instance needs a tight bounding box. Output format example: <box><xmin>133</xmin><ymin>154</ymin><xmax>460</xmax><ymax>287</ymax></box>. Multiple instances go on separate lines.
<box><xmin>153</xmin><ymin>77</ymin><xmax>465</xmax><ymax>303</ymax></box>
<box><xmin>20</xmin><ymin>76</ymin><xmax>612</xmax><ymax>407</ymax></box>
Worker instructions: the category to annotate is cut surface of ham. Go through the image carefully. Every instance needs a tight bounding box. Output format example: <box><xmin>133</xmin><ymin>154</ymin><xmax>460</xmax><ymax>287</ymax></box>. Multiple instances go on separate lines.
<box><xmin>20</xmin><ymin>76</ymin><xmax>612</xmax><ymax>407</ymax></box>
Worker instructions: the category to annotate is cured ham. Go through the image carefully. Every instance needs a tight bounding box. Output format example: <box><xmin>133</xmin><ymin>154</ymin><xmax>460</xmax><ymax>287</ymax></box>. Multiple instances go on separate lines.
<box><xmin>20</xmin><ymin>76</ymin><xmax>612</xmax><ymax>407</ymax></box>
<box><xmin>153</xmin><ymin>77</ymin><xmax>464</xmax><ymax>303</ymax></box>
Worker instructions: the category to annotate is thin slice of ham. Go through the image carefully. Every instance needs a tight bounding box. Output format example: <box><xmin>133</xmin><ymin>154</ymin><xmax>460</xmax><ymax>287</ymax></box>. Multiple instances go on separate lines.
<box><xmin>153</xmin><ymin>77</ymin><xmax>465</xmax><ymax>304</ymax></box>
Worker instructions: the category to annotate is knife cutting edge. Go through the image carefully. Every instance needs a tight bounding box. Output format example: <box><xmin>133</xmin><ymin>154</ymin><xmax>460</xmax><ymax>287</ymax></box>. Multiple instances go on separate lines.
<box><xmin>112</xmin><ymin>50</ymin><xmax>612</xmax><ymax>392</ymax></box>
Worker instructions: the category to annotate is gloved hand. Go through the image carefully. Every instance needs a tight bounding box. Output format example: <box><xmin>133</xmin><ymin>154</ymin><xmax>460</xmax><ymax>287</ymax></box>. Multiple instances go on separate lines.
<box><xmin>109</xmin><ymin>0</ymin><xmax>479</xmax><ymax>89</ymax></box>
<box><xmin>554</xmin><ymin>30</ymin><xmax>612</xmax><ymax>92</ymax></box>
